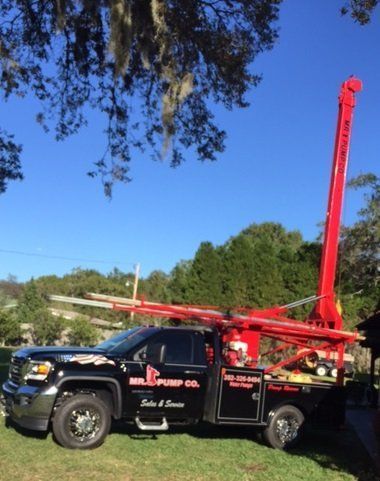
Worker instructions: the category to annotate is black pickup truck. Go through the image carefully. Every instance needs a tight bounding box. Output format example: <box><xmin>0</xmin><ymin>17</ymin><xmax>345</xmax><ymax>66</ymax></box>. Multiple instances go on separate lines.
<box><xmin>2</xmin><ymin>325</ymin><xmax>345</xmax><ymax>450</ymax></box>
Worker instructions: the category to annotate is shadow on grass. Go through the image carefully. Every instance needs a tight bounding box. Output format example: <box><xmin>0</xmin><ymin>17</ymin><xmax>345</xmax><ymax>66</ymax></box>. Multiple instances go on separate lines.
<box><xmin>4</xmin><ymin>416</ymin><xmax>49</xmax><ymax>440</ymax></box>
<box><xmin>111</xmin><ymin>421</ymin><xmax>379</xmax><ymax>480</ymax></box>
<box><xmin>111</xmin><ymin>420</ymin><xmax>261</xmax><ymax>443</ymax></box>
<box><xmin>0</xmin><ymin>365</ymin><xmax>10</xmax><ymax>385</ymax></box>
<box><xmin>290</xmin><ymin>427</ymin><xmax>379</xmax><ymax>481</ymax></box>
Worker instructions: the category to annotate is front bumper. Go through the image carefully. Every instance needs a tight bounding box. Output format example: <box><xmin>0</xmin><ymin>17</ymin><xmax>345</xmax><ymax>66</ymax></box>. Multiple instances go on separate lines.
<box><xmin>2</xmin><ymin>380</ymin><xmax>57</xmax><ymax>431</ymax></box>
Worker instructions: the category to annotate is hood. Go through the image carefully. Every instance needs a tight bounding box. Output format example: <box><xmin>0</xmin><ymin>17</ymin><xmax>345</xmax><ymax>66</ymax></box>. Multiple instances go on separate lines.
<box><xmin>13</xmin><ymin>346</ymin><xmax>107</xmax><ymax>362</ymax></box>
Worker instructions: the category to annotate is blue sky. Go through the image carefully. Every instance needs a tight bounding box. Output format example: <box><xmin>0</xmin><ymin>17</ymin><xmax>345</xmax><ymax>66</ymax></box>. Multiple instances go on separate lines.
<box><xmin>0</xmin><ymin>1</ymin><xmax>379</xmax><ymax>282</ymax></box>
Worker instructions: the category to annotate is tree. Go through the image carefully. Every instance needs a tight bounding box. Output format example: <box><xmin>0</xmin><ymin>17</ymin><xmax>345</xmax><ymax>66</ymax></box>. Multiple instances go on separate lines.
<box><xmin>341</xmin><ymin>173</ymin><xmax>379</xmax><ymax>292</ymax></box>
<box><xmin>238</xmin><ymin>227</ymin><xmax>318</xmax><ymax>309</ymax></box>
<box><xmin>241</xmin><ymin>237</ymin><xmax>284</xmax><ymax>307</ymax></box>
<box><xmin>0</xmin><ymin>129</ymin><xmax>23</xmax><ymax>194</ymax></box>
<box><xmin>0</xmin><ymin>2</ymin><xmax>376</xmax><ymax>196</ymax></box>
<box><xmin>168</xmin><ymin>260</ymin><xmax>192</xmax><ymax>304</ymax></box>
<box><xmin>187</xmin><ymin>242</ymin><xmax>224</xmax><ymax>305</ymax></box>
<box><xmin>32</xmin><ymin>309</ymin><xmax>65</xmax><ymax>345</ymax></box>
<box><xmin>16</xmin><ymin>279</ymin><xmax>65</xmax><ymax>344</ymax></box>
<box><xmin>341</xmin><ymin>1</ymin><xmax>379</xmax><ymax>24</ymax></box>
<box><xmin>278</xmin><ymin>242</ymin><xmax>320</xmax><ymax>318</ymax></box>
<box><xmin>16</xmin><ymin>279</ymin><xmax>45</xmax><ymax>324</ymax></box>
<box><xmin>165</xmin><ymin>223</ymin><xmax>318</xmax><ymax>310</ymax></box>
<box><xmin>240</xmin><ymin>222</ymin><xmax>303</xmax><ymax>254</ymax></box>
<box><xmin>141</xmin><ymin>270</ymin><xmax>170</xmax><ymax>302</ymax></box>
<box><xmin>222</xmin><ymin>235</ymin><xmax>257</xmax><ymax>307</ymax></box>
<box><xmin>0</xmin><ymin>309</ymin><xmax>21</xmax><ymax>346</ymax></box>
<box><xmin>0</xmin><ymin>274</ymin><xmax>23</xmax><ymax>300</ymax></box>
<box><xmin>0</xmin><ymin>1</ymin><xmax>281</xmax><ymax>195</ymax></box>
<box><xmin>339</xmin><ymin>173</ymin><xmax>380</xmax><ymax>324</ymax></box>
<box><xmin>67</xmin><ymin>317</ymin><xmax>99</xmax><ymax>346</ymax></box>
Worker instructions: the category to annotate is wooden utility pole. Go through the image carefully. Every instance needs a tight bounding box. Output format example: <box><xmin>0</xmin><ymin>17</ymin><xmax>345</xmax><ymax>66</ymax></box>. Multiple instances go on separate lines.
<box><xmin>130</xmin><ymin>263</ymin><xmax>140</xmax><ymax>321</ymax></box>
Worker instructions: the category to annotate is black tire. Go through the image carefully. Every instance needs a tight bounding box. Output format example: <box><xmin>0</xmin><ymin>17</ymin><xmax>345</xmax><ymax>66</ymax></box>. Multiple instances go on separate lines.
<box><xmin>263</xmin><ymin>405</ymin><xmax>304</xmax><ymax>450</ymax></box>
<box><xmin>52</xmin><ymin>394</ymin><xmax>111</xmax><ymax>449</ymax></box>
<box><xmin>315</xmin><ymin>365</ymin><xmax>328</xmax><ymax>377</ymax></box>
<box><xmin>329</xmin><ymin>367</ymin><xmax>338</xmax><ymax>378</ymax></box>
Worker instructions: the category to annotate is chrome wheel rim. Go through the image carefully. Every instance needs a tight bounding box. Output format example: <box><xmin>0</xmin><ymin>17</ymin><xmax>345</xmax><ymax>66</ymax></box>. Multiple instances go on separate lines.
<box><xmin>276</xmin><ymin>415</ymin><xmax>300</xmax><ymax>445</ymax></box>
<box><xmin>69</xmin><ymin>408</ymin><xmax>101</xmax><ymax>442</ymax></box>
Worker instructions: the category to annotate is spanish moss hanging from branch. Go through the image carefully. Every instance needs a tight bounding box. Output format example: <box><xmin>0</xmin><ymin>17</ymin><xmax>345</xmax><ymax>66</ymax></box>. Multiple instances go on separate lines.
<box><xmin>0</xmin><ymin>0</ymin><xmax>282</xmax><ymax>195</ymax></box>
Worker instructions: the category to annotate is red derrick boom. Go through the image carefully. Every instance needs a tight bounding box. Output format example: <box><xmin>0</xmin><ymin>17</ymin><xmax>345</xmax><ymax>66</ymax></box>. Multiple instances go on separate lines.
<box><xmin>310</xmin><ymin>76</ymin><xmax>363</xmax><ymax>331</ymax></box>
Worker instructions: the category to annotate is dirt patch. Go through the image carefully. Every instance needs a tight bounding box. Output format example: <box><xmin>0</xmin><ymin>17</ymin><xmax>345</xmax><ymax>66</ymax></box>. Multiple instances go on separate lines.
<box><xmin>242</xmin><ymin>463</ymin><xmax>267</xmax><ymax>473</ymax></box>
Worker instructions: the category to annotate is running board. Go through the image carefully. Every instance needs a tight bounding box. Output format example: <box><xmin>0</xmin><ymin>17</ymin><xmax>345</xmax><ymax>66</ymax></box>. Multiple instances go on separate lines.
<box><xmin>135</xmin><ymin>417</ymin><xmax>169</xmax><ymax>431</ymax></box>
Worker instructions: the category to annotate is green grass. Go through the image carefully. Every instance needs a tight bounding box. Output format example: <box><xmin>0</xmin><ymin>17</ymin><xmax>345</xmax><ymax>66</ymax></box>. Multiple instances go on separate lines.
<box><xmin>0</xmin><ymin>421</ymin><xmax>377</xmax><ymax>481</ymax></box>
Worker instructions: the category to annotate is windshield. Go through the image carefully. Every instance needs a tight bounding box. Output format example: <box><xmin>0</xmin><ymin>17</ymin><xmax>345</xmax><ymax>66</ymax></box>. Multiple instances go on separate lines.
<box><xmin>97</xmin><ymin>327</ymin><xmax>154</xmax><ymax>355</ymax></box>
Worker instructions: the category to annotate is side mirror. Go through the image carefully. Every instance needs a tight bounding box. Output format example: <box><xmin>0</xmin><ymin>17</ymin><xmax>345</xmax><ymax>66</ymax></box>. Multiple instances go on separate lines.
<box><xmin>138</xmin><ymin>351</ymin><xmax>147</xmax><ymax>361</ymax></box>
<box><xmin>146</xmin><ymin>343</ymin><xmax>166</xmax><ymax>365</ymax></box>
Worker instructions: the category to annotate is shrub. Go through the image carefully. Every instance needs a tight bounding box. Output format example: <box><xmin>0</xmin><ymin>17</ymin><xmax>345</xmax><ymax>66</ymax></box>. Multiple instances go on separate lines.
<box><xmin>32</xmin><ymin>309</ymin><xmax>65</xmax><ymax>346</ymax></box>
<box><xmin>67</xmin><ymin>318</ymin><xmax>99</xmax><ymax>346</ymax></box>
<box><xmin>0</xmin><ymin>310</ymin><xmax>21</xmax><ymax>346</ymax></box>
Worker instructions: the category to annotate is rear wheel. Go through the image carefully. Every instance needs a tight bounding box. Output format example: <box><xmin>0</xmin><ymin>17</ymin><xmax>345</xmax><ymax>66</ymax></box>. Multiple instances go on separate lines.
<box><xmin>263</xmin><ymin>405</ymin><xmax>304</xmax><ymax>450</ymax></box>
<box><xmin>329</xmin><ymin>367</ymin><xmax>338</xmax><ymax>378</ymax></box>
<box><xmin>52</xmin><ymin>394</ymin><xmax>111</xmax><ymax>449</ymax></box>
<box><xmin>315</xmin><ymin>364</ymin><xmax>328</xmax><ymax>377</ymax></box>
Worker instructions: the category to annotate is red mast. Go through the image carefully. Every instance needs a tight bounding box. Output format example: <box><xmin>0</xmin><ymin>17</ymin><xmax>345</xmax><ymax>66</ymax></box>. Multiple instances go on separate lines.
<box><xmin>311</xmin><ymin>77</ymin><xmax>362</xmax><ymax>329</ymax></box>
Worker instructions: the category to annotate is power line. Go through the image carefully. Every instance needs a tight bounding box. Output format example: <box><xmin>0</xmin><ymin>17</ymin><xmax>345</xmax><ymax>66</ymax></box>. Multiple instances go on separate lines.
<box><xmin>0</xmin><ymin>248</ymin><xmax>135</xmax><ymax>267</ymax></box>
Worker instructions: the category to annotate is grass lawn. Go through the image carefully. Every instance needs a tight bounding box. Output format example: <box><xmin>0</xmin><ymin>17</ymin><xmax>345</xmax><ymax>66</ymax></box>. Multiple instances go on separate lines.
<box><xmin>0</xmin><ymin>416</ymin><xmax>378</xmax><ymax>480</ymax></box>
<box><xmin>0</xmin><ymin>347</ymin><xmax>378</xmax><ymax>481</ymax></box>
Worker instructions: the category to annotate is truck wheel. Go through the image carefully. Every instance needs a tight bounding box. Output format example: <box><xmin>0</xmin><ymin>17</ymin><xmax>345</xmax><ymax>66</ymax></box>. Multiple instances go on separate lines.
<box><xmin>329</xmin><ymin>367</ymin><xmax>338</xmax><ymax>378</ymax></box>
<box><xmin>315</xmin><ymin>365</ymin><xmax>328</xmax><ymax>377</ymax></box>
<box><xmin>263</xmin><ymin>405</ymin><xmax>304</xmax><ymax>450</ymax></box>
<box><xmin>52</xmin><ymin>394</ymin><xmax>111</xmax><ymax>449</ymax></box>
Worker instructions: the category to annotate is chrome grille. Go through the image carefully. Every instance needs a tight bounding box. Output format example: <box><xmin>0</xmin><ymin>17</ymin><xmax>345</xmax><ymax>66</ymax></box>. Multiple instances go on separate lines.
<box><xmin>9</xmin><ymin>356</ymin><xmax>25</xmax><ymax>386</ymax></box>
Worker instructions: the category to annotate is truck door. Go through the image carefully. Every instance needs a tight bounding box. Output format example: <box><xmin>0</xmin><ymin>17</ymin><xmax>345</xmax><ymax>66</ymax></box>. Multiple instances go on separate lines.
<box><xmin>125</xmin><ymin>330</ymin><xmax>208</xmax><ymax>420</ymax></box>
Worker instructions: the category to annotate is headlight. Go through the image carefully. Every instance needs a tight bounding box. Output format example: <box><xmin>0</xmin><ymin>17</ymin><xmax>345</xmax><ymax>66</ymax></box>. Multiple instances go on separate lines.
<box><xmin>25</xmin><ymin>361</ymin><xmax>52</xmax><ymax>381</ymax></box>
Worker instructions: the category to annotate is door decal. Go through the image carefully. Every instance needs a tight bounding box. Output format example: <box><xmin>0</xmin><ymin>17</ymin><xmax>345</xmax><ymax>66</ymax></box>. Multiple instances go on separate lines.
<box><xmin>129</xmin><ymin>364</ymin><xmax>200</xmax><ymax>388</ymax></box>
<box><xmin>146</xmin><ymin>364</ymin><xmax>160</xmax><ymax>386</ymax></box>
